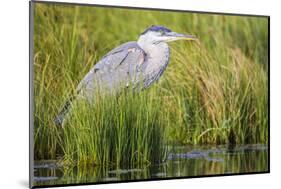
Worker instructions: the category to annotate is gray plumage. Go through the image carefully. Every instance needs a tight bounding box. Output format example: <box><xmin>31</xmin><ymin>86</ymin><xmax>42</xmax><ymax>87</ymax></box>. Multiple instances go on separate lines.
<box><xmin>76</xmin><ymin>42</ymin><xmax>147</xmax><ymax>97</ymax></box>
<box><xmin>54</xmin><ymin>25</ymin><xmax>196</xmax><ymax>126</ymax></box>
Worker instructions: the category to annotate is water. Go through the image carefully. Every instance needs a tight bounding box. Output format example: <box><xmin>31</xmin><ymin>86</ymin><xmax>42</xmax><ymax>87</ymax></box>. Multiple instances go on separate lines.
<box><xmin>33</xmin><ymin>144</ymin><xmax>268</xmax><ymax>187</ymax></box>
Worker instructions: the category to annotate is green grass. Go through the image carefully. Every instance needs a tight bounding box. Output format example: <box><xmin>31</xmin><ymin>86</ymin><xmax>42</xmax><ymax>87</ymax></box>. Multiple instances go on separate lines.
<box><xmin>62</xmin><ymin>88</ymin><xmax>168</xmax><ymax>167</ymax></box>
<box><xmin>33</xmin><ymin>3</ymin><xmax>268</xmax><ymax>166</ymax></box>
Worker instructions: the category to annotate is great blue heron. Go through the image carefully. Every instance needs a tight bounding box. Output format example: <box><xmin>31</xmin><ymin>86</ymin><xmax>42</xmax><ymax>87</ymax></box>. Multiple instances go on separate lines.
<box><xmin>55</xmin><ymin>25</ymin><xmax>197</xmax><ymax>126</ymax></box>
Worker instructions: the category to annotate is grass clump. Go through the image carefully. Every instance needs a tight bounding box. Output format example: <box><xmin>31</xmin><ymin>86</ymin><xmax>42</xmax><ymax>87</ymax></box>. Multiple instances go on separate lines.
<box><xmin>164</xmin><ymin>45</ymin><xmax>268</xmax><ymax>145</ymax></box>
<box><xmin>62</xmin><ymin>88</ymin><xmax>168</xmax><ymax>167</ymax></box>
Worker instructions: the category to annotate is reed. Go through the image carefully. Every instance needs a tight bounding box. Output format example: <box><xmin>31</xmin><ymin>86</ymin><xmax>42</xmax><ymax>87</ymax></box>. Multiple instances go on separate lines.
<box><xmin>61</xmin><ymin>88</ymin><xmax>168</xmax><ymax>166</ymax></box>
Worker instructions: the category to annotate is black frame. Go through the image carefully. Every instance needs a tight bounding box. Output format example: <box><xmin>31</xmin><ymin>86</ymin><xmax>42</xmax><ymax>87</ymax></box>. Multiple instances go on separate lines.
<box><xmin>29</xmin><ymin>0</ymin><xmax>270</xmax><ymax>188</ymax></box>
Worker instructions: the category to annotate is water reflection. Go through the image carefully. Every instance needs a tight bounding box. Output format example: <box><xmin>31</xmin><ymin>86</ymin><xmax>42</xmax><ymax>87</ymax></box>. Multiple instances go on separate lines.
<box><xmin>33</xmin><ymin>144</ymin><xmax>268</xmax><ymax>187</ymax></box>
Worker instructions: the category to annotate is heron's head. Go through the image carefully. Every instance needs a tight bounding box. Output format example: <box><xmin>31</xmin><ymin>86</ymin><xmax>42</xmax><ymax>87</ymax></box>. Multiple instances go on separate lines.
<box><xmin>138</xmin><ymin>25</ymin><xmax>197</xmax><ymax>45</ymax></box>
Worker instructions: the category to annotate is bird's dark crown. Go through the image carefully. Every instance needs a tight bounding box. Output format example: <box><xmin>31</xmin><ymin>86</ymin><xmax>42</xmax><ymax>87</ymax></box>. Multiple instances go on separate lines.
<box><xmin>141</xmin><ymin>25</ymin><xmax>172</xmax><ymax>35</ymax></box>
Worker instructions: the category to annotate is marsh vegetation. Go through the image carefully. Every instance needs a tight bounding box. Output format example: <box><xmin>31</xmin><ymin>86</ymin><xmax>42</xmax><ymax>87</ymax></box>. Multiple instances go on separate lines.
<box><xmin>32</xmin><ymin>2</ymin><xmax>268</xmax><ymax>181</ymax></box>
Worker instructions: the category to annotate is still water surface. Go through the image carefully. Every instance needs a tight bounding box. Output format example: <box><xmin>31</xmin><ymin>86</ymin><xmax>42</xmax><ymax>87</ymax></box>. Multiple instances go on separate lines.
<box><xmin>33</xmin><ymin>144</ymin><xmax>268</xmax><ymax>186</ymax></box>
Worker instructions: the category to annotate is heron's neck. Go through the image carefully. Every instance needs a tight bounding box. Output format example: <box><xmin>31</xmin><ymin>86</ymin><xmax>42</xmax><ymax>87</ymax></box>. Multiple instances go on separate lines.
<box><xmin>137</xmin><ymin>40</ymin><xmax>170</xmax><ymax>65</ymax></box>
<box><xmin>137</xmin><ymin>39</ymin><xmax>170</xmax><ymax>84</ymax></box>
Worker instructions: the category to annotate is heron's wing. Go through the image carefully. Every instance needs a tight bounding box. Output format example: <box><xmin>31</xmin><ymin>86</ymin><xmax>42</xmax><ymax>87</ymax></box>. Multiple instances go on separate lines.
<box><xmin>77</xmin><ymin>41</ymin><xmax>146</xmax><ymax>93</ymax></box>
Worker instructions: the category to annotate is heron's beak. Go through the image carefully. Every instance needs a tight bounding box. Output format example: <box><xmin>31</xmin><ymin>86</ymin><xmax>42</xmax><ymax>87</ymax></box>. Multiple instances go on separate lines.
<box><xmin>166</xmin><ymin>32</ymin><xmax>197</xmax><ymax>42</ymax></box>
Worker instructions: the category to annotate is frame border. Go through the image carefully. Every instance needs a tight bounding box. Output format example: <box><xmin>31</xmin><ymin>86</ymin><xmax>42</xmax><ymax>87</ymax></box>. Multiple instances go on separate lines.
<box><xmin>29</xmin><ymin>1</ymin><xmax>34</xmax><ymax>188</ymax></box>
